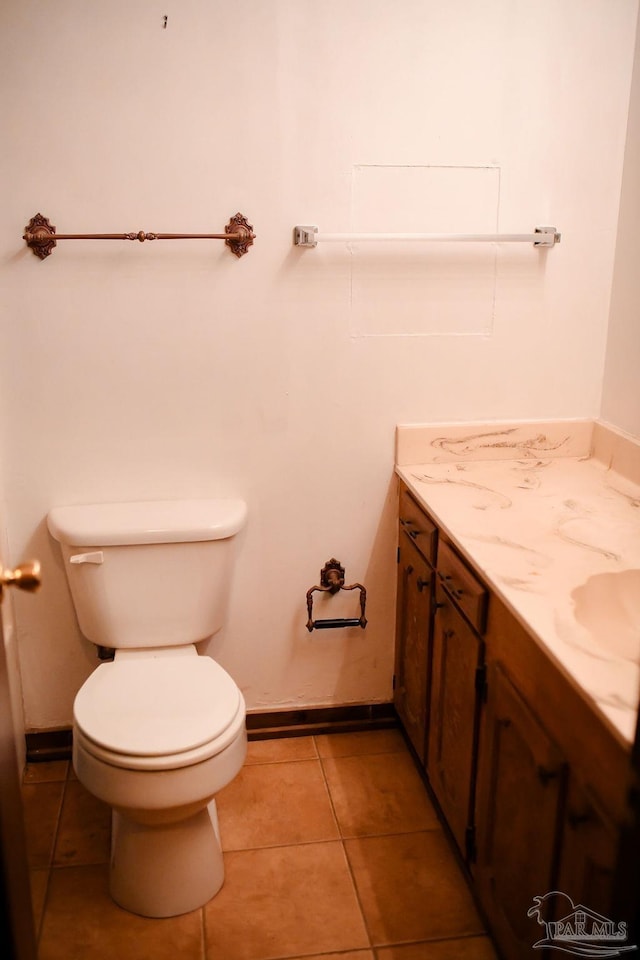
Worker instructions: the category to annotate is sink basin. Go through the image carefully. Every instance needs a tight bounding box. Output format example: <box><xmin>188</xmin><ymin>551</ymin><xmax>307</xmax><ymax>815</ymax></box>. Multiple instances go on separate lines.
<box><xmin>571</xmin><ymin>570</ymin><xmax>640</xmax><ymax>662</ymax></box>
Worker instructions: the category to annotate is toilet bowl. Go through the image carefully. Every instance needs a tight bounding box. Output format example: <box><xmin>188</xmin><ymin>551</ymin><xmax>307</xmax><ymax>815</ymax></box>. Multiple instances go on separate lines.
<box><xmin>47</xmin><ymin>499</ymin><xmax>248</xmax><ymax>918</ymax></box>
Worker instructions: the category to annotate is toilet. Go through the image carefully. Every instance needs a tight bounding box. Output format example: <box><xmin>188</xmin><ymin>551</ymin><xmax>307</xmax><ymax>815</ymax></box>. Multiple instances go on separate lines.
<box><xmin>47</xmin><ymin>498</ymin><xmax>248</xmax><ymax>919</ymax></box>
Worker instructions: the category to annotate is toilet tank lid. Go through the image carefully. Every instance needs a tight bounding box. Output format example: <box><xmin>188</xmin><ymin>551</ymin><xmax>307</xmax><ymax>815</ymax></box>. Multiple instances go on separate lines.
<box><xmin>47</xmin><ymin>499</ymin><xmax>248</xmax><ymax>546</ymax></box>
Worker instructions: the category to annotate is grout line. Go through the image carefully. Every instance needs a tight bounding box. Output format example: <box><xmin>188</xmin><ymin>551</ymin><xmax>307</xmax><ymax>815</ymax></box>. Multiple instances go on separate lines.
<box><xmin>313</xmin><ymin>737</ymin><xmax>410</xmax><ymax>763</ymax></box>
<box><xmin>49</xmin><ymin>776</ymin><xmax>68</xmax><ymax>868</ymax></box>
<box><xmin>316</xmin><ymin>750</ymin><xmax>343</xmax><ymax>839</ymax></box>
<box><xmin>222</xmin><ymin>837</ymin><xmax>344</xmax><ymax>855</ymax></box>
<box><xmin>35</xmin><ymin>772</ymin><xmax>69</xmax><ymax>945</ymax></box>
<box><xmin>423</xmin><ymin>931</ymin><xmax>495</xmax><ymax>943</ymax></box>
<box><xmin>49</xmin><ymin>857</ymin><xmax>111</xmax><ymax>870</ymax></box>
<box><xmin>199</xmin><ymin>906</ymin><xmax>207</xmax><ymax>960</ymax></box>
<box><xmin>41</xmin><ymin>861</ymin><xmax>112</xmax><ymax>873</ymax></box>
<box><xmin>246</xmin><ymin>947</ymin><xmax>375</xmax><ymax>960</ymax></box>
<box><xmin>221</xmin><ymin>823</ymin><xmax>445</xmax><ymax>856</ymax></box>
<box><xmin>340</xmin><ymin>838</ymin><xmax>375</xmax><ymax>952</ymax></box>
<box><xmin>33</xmin><ymin>867</ymin><xmax>51</xmax><ymax>947</ymax></box>
<box><xmin>315</xmin><ymin>753</ymin><xmax>374</xmax><ymax>952</ymax></box>
<box><xmin>373</xmin><ymin>931</ymin><xmax>495</xmax><ymax>952</ymax></box>
<box><xmin>313</xmin><ymin>748</ymin><xmax>406</xmax><ymax>760</ymax></box>
<box><xmin>244</xmin><ymin>755</ymin><xmax>319</xmax><ymax>766</ymax></box>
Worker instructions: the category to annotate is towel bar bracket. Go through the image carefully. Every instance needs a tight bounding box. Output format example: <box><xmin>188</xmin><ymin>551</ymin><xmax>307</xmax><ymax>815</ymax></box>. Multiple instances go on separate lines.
<box><xmin>294</xmin><ymin>225</ymin><xmax>319</xmax><ymax>247</ymax></box>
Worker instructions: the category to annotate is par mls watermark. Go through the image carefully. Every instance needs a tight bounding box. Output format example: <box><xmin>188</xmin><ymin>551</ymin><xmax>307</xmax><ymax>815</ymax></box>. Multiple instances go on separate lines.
<box><xmin>528</xmin><ymin>891</ymin><xmax>637</xmax><ymax>957</ymax></box>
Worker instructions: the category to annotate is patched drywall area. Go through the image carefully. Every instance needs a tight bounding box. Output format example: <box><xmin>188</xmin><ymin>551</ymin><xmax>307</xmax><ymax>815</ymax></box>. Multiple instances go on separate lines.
<box><xmin>349</xmin><ymin>164</ymin><xmax>500</xmax><ymax>337</ymax></box>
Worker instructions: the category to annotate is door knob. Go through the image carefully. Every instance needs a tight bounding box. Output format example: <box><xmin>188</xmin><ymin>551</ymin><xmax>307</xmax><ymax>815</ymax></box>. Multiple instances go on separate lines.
<box><xmin>0</xmin><ymin>560</ymin><xmax>41</xmax><ymax>600</ymax></box>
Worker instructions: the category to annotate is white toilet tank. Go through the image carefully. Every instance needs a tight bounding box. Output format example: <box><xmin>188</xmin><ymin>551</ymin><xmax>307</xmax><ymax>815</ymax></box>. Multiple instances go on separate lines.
<box><xmin>47</xmin><ymin>499</ymin><xmax>247</xmax><ymax>649</ymax></box>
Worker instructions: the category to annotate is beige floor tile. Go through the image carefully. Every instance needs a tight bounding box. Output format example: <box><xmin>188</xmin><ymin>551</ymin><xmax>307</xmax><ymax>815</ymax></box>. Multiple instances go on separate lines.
<box><xmin>315</xmin><ymin>729</ymin><xmax>406</xmax><ymax>758</ymax></box>
<box><xmin>204</xmin><ymin>842</ymin><xmax>370</xmax><ymax>960</ymax></box>
<box><xmin>29</xmin><ymin>868</ymin><xmax>49</xmax><ymax>932</ymax></box>
<box><xmin>39</xmin><ymin>864</ymin><xmax>204</xmax><ymax>960</ymax></box>
<box><xmin>246</xmin><ymin>735</ymin><xmax>318</xmax><ymax>764</ymax></box>
<box><xmin>322</xmin><ymin>752</ymin><xmax>440</xmax><ymax>837</ymax></box>
<box><xmin>345</xmin><ymin>832</ymin><xmax>485</xmax><ymax>946</ymax></box>
<box><xmin>376</xmin><ymin>936</ymin><xmax>498</xmax><ymax>959</ymax></box>
<box><xmin>22</xmin><ymin>781</ymin><xmax>64</xmax><ymax>869</ymax></box>
<box><xmin>217</xmin><ymin>759</ymin><xmax>339</xmax><ymax>849</ymax></box>
<box><xmin>23</xmin><ymin>760</ymin><xmax>69</xmax><ymax>783</ymax></box>
<box><xmin>53</xmin><ymin>779</ymin><xmax>111</xmax><ymax>866</ymax></box>
<box><xmin>32</xmin><ymin>732</ymin><xmax>488</xmax><ymax>960</ymax></box>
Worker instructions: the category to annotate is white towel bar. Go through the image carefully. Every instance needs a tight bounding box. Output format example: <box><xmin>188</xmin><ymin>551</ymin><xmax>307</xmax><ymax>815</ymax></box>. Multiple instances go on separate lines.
<box><xmin>293</xmin><ymin>225</ymin><xmax>561</xmax><ymax>248</ymax></box>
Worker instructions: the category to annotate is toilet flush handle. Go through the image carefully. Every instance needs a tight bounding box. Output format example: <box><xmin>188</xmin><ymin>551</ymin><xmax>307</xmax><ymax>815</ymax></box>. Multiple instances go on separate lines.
<box><xmin>69</xmin><ymin>551</ymin><xmax>104</xmax><ymax>565</ymax></box>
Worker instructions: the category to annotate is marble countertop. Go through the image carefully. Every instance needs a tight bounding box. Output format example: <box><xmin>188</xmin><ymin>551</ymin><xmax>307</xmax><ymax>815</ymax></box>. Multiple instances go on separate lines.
<box><xmin>396</xmin><ymin>420</ymin><xmax>640</xmax><ymax>746</ymax></box>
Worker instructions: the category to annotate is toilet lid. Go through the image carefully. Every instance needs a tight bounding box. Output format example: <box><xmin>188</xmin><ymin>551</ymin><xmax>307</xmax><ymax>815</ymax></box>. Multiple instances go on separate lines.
<box><xmin>74</xmin><ymin>656</ymin><xmax>242</xmax><ymax>758</ymax></box>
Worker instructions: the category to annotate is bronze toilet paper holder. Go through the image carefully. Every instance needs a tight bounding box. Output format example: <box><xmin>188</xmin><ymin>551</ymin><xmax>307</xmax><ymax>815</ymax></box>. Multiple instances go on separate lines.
<box><xmin>306</xmin><ymin>559</ymin><xmax>367</xmax><ymax>632</ymax></box>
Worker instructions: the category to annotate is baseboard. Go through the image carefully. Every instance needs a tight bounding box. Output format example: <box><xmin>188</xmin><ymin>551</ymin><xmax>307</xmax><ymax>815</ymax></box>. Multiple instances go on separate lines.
<box><xmin>25</xmin><ymin>729</ymin><xmax>73</xmax><ymax>763</ymax></box>
<box><xmin>25</xmin><ymin>702</ymin><xmax>398</xmax><ymax>761</ymax></box>
<box><xmin>246</xmin><ymin>702</ymin><xmax>397</xmax><ymax>739</ymax></box>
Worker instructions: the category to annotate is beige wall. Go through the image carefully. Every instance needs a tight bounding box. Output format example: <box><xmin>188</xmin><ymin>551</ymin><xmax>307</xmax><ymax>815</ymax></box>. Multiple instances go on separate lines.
<box><xmin>0</xmin><ymin>1</ymin><xmax>637</xmax><ymax>729</ymax></box>
<box><xmin>602</xmin><ymin>8</ymin><xmax>640</xmax><ymax>437</ymax></box>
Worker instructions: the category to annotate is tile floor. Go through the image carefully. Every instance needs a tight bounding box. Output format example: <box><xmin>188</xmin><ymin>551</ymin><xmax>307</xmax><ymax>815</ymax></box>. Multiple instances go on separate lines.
<box><xmin>23</xmin><ymin>728</ymin><xmax>498</xmax><ymax>960</ymax></box>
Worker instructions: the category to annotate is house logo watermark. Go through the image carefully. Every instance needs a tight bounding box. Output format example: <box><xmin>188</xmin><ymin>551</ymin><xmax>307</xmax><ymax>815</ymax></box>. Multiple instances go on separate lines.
<box><xmin>528</xmin><ymin>891</ymin><xmax>637</xmax><ymax>957</ymax></box>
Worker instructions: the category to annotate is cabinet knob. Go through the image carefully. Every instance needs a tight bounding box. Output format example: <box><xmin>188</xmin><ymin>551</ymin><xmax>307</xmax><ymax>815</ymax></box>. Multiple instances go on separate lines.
<box><xmin>417</xmin><ymin>577</ymin><xmax>429</xmax><ymax>592</ymax></box>
<box><xmin>537</xmin><ymin>765</ymin><xmax>560</xmax><ymax>786</ymax></box>
<box><xmin>567</xmin><ymin>808</ymin><xmax>591</xmax><ymax>829</ymax></box>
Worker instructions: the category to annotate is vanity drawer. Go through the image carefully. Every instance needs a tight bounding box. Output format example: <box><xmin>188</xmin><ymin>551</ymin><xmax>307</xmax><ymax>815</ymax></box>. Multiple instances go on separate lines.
<box><xmin>437</xmin><ymin>540</ymin><xmax>488</xmax><ymax>634</ymax></box>
<box><xmin>399</xmin><ymin>488</ymin><xmax>437</xmax><ymax>565</ymax></box>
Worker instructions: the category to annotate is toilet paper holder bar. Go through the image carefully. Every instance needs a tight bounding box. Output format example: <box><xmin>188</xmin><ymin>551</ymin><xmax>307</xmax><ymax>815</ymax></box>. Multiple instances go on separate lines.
<box><xmin>306</xmin><ymin>559</ymin><xmax>367</xmax><ymax>632</ymax></box>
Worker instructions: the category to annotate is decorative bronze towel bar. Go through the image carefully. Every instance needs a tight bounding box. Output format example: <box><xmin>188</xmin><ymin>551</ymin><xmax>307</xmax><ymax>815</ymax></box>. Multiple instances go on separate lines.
<box><xmin>23</xmin><ymin>212</ymin><xmax>255</xmax><ymax>260</ymax></box>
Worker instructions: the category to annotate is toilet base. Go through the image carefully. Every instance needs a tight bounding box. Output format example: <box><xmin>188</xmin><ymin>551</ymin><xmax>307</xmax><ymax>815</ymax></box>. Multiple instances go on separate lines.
<box><xmin>110</xmin><ymin>798</ymin><xmax>224</xmax><ymax>917</ymax></box>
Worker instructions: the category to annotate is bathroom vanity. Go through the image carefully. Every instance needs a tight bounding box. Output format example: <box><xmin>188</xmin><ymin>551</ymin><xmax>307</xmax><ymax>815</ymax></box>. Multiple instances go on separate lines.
<box><xmin>393</xmin><ymin>420</ymin><xmax>640</xmax><ymax>960</ymax></box>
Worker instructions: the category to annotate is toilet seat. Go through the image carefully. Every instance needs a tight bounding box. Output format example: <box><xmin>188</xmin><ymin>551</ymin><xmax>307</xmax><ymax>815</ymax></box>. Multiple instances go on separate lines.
<box><xmin>74</xmin><ymin>703</ymin><xmax>246</xmax><ymax>771</ymax></box>
<box><xmin>74</xmin><ymin>654</ymin><xmax>245</xmax><ymax>771</ymax></box>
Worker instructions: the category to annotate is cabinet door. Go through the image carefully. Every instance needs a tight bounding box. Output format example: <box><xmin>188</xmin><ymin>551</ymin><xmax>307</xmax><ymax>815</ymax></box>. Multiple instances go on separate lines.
<box><xmin>394</xmin><ymin>535</ymin><xmax>433</xmax><ymax>762</ymax></box>
<box><xmin>427</xmin><ymin>582</ymin><xmax>482</xmax><ymax>857</ymax></box>
<box><xmin>558</xmin><ymin>778</ymin><xmax>618</xmax><ymax>919</ymax></box>
<box><xmin>475</xmin><ymin>662</ymin><xmax>566</xmax><ymax>960</ymax></box>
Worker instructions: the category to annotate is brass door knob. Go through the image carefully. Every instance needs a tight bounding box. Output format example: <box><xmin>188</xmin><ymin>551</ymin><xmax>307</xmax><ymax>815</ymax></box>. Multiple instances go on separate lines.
<box><xmin>0</xmin><ymin>560</ymin><xmax>41</xmax><ymax>600</ymax></box>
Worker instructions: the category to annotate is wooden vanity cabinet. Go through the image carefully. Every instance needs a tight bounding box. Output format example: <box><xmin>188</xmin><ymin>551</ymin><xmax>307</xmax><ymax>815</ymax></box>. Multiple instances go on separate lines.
<box><xmin>394</xmin><ymin>536</ymin><xmax>433</xmax><ymax>761</ymax></box>
<box><xmin>556</xmin><ymin>776</ymin><xmax>619</xmax><ymax>919</ymax></box>
<box><xmin>427</xmin><ymin>541</ymin><xmax>487</xmax><ymax>859</ymax></box>
<box><xmin>394</xmin><ymin>479</ymin><xmax>630</xmax><ymax>960</ymax></box>
<box><xmin>474</xmin><ymin>661</ymin><xmax>623</xmax><ymax>957</ymax></box>
<box><xmin>394</xmin><ymin>488</ymin><xmax>437</xmax><ymax>763</ymax></box>
<box><xmin>475</xmin><ymin>593</ymin><xmax>631</xmax><ymax>959</ymax></box>
<box><xmin>474</xmin><ymin>662</ymin><xmax>566</xmax><ymax>958</ymax></box>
